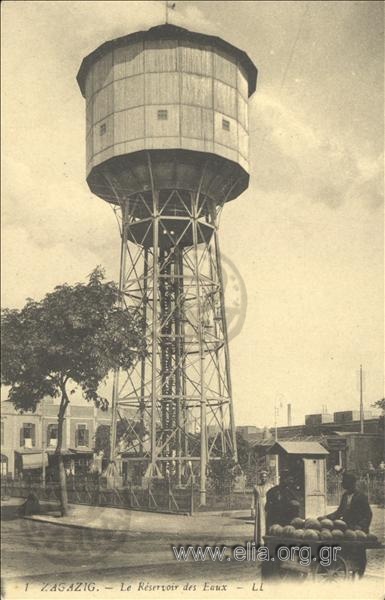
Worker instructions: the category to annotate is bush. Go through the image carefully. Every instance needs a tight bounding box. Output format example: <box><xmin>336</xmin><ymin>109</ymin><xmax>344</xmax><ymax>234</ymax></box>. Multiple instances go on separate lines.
<box><xmin>207</xmin><ymin>457</ymin><xmax>237</xmax><ymax>495</ymax></box>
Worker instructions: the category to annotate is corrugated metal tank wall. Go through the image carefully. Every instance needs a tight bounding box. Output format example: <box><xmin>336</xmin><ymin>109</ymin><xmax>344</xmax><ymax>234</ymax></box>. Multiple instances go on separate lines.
<box><xmin>85</xmin><ymin>39</ymin><xmax>249</xmax><ymax>177</ymax></box>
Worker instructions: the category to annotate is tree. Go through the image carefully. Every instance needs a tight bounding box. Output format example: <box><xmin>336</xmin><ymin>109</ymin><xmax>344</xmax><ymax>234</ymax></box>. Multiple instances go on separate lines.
<box><xmin>95</xmin><ymin>424</ymin><xmax>112</xmax><ymax>458</ymax></box>
<box><xmin>208</xmin><ymin>456</ymin><xmax>237</xmax><ymax>495</ymax></box>
<box><xmin>205</xmin><ymin>432</ymin><xmax>250</xmax><ymax>494</ymax></box>
<box><xmin>236</xmin><ymin>432</ymin><xmax>251</xmax><ymax>471</ymax></box>
<box><xmin>372</xmin><ymin>398</ymin><xmax>385</xmax><ymax>412</ymax></box>
<box><xmin>1</xmin><ymin>267</ymin><xmax>143</xmax><ymax>515</ymax></box>
<box><xmin>372</xmin><ymin>398</ymin><xmax>385</xmax><ymax>434</ymax></box>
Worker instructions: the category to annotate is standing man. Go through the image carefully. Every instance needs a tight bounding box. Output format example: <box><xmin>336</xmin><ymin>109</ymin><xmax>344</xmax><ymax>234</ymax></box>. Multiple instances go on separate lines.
<box><xmin>265</xmin><ymin>470</ymin><xmax>300</xmax><ymax>530</ymax></box>
<box><xmin>252</xmin><ymin>470</ymin><xmax>272</xmax><ymax>544</ymax></box>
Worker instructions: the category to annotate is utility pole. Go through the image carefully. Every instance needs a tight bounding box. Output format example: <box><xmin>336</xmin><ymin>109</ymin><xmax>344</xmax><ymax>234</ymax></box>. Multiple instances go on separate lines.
<box><xmin>41</xmin><ymin>415</ymin><xmax>46</xmax><ymax>487</ymax></box>
<box><xmin>360</xmin><ymin>364</ymin><xmax>364</xmax><ymax>434</ymax></box>
<box><xmin>287</xmin><ymin>403</ymin><xmax>292</xmax><ymax>426</ymax></box>
<box><xmin>274</xmin><ymin>399</ymin><xmax>279</xmax><ymax>484</ymax></box>
<box><xmin>274</xmin><ymin>403</ymin><xmax>278</xmax><ymax>441</ymax></box>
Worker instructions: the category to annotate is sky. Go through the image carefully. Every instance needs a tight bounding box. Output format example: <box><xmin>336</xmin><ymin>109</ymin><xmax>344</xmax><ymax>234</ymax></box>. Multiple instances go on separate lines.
<box><xmin>2</xmin><ymin>0</ymin><xmax>384</xmax><ymax>428</ymax></box>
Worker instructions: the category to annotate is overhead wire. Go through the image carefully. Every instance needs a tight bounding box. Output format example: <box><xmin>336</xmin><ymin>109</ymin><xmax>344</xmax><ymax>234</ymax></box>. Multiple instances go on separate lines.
<box><xmin>249</xmin><ymin>1</ymin><xmax>311</xmax><ymax>152</ymax></box>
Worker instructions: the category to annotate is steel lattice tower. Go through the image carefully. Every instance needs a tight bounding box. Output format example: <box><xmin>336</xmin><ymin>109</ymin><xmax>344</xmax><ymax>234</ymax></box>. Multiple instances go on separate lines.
<box><xmin>77</xmin><ymin>24</ymin><xmax>257</xmax><ymax>503</ymax></box>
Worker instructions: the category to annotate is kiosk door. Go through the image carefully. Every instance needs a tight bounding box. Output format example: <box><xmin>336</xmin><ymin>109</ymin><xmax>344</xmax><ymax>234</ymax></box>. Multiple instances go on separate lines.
<box><xmin>303</xmin><ymin>458</ymin><xmax>327</xmax><ymax>517</ymax></box>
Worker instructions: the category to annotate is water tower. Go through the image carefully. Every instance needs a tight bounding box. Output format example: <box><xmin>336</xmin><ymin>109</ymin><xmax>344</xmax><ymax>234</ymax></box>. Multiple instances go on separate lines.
<box><xmin>77</xmin><ymin>24</ymin><xmax>257</xmax><ymax>503</ymax></box>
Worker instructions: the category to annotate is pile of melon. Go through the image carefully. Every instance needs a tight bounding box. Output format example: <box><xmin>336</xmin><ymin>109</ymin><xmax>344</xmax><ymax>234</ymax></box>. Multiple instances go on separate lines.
<box><xmin>268</xmin><ymin>517</ymin><xmax>378</xmax><ymax>542</ymax></box>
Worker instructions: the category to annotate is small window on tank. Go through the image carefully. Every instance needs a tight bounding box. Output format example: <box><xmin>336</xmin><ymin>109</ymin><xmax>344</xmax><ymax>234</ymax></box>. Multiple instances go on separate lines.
<box><xmin>222</xmin><ymin>118</ymin><xmax>230</xmax><ymax>131</ymax></box>
<box><xmin>157</xmin><ymin>109</ymin><xmax>168</xmax><ymax>121</ymax></box>
<box><xmin>100</xmin><ymin>123</ymin><xmax>107</xmax><ymax>136</ymax></box>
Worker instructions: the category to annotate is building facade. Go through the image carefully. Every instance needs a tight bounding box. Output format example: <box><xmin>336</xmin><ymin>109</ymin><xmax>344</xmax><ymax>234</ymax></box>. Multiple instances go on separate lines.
<box><xmin>1</xmin><ymin>397</ymin><xmax>112</xmax><ymax>479</ymax></box>
<box><xmin>237</xmin><ymin>411</ymin><xmax>384</xmax><ymax>477</ymax></box>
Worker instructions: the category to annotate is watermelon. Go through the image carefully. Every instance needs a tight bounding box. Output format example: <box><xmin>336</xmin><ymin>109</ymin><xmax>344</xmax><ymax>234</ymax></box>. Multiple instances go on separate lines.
<box><xmin>303</xmin><ymin>529</ymin><xmax>319</xmax><ymax>540</ymax></box>
<box><xmin>305</xmin><ymin>518</ymin><xmax>321</xmax><ymax>531</ymax></box>
<box><xmin>269</xmin><ymin>524</ymin><xmax>283</xmax><ymax>536</ymax></box>
<box><xmin>295</xmin><ymin>529</ymin><xmax>305</xmax><ymax>539</ymax></box>
<box><xmin>366</xmin><ymin>533</ymin><xmax>378</xmax><ymax>542</ymax></box>
<box><xmin>344</xmin><ymin>529</ymin><xmax>357</xmax><ymax>540</ymax></box>
<box><xmin>331</xmin><ymin>529</ymin><xmax>344</xmax><ymax>539</ymax></box>
<box><xmin>269</xmin><ymin>524</ymin><xmax>278</xmax><ymax>535</ymax></box>
<box><xmin>333</xmin><ymin>519</ymin><xmax>347</xmax><ymax>532</ymax></box>
<box><xmin>320</xmin><ymin>528</ymin><xmax>333</xmax><ymax>540</ymax></box>
<box><xmin>282</xmin><ymin>525</ymin><xmax>296</xmax><ymax>537</ymax></box>
<box><xmin>355</xmin><ymin>530</ymin><xmax>367</xmax><ymax>540</ymax></box>
<box><xmin>291</xmin><ymin>517</ymin><xmax>305</xmax><ymax>529</ymax></box>
<box><xmin>319</xmin><ymin>519</ymin><xmax>334</xmax><ymax>530</ymax></box>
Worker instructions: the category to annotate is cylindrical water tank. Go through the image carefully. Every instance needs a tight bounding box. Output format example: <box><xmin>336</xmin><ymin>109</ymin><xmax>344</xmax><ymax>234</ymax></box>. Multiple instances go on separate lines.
<box><xmin>77</xmin><ymin>24</ymin><xmax>257</xmax><ymax>205</ymax></box>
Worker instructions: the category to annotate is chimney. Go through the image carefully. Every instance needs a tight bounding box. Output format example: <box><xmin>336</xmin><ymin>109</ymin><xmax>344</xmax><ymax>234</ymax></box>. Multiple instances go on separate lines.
<box><xmin>287</xmin><ymin>404</ymin><xmax>292</xmax><ymax>427</ymax></box>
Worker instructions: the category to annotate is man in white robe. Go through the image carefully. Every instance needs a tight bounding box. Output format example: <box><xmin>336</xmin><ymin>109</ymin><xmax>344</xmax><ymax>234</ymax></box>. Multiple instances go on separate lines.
<box><xmin>251</xmin><ymin>470</ymin><xmax>272</xmax><ymax>545</ymax></box>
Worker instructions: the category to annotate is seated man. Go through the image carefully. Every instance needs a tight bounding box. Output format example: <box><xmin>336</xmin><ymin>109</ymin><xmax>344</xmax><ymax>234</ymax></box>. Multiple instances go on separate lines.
<box><xmin>321</xmin><ymin>472</ymin><xmax>372</xmax><ymax>532</ymax></box>
<box><xmin>265</xmin><ymin>470</ymin><xmax>300</xmax><ymax>530</ymax></box>
<box><xmin>18</xmin><ymin>492</ymin><xmax>41</xmax><ymax>516</ymax></box>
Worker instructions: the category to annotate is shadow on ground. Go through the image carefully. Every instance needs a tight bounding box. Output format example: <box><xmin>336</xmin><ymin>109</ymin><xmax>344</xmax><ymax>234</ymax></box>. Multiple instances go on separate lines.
<box><xmin>1</xmin><ymin>500</ymin><xmax>58</xmax><ymax>522</ymax></box>
<box><xmin>0</xmin><ymin>504</ymin><xmax>20</xmax><ymax>522</ymax></box>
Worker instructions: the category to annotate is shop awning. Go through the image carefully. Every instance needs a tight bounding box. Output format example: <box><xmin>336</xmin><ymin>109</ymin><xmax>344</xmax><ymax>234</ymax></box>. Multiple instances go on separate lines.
<box><xmin>16</xmin><ymin>450</ymin><xmax>49</xmax><ymax>469</ymax></box>
<box><xmin>46</xmin><ymin>449</ymin><xmax>76</xmax><ymax>456</ymax></box>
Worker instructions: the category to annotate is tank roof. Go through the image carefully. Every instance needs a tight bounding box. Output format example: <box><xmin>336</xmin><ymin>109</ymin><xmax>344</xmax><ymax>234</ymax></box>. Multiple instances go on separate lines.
<box><xmin>77</xmin><ymin>23</ymin><xmax>257</xmax><ymax>98</ymax></box>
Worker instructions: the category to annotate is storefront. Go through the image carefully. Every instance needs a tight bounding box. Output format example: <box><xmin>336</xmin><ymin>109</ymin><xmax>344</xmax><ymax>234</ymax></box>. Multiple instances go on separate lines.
<box><xmin>14</xmin><ymin>449</ymin><xmax>49</xmax><ymax>481</ymax></box>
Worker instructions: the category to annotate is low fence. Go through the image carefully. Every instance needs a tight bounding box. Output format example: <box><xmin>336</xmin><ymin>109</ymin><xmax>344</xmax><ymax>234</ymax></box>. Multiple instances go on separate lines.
<box><xmin>3</xmin><ymin>473</ymin><xmax>383</xmax><ymax>515</ymax></box>
<box><xmin>0</xmin><ymin>478</ymin><xmax>193</xmax><ymax>515</ymax></box>
<box><xmin>1</xmin><ymin>477</ymin><xmax>253</xmax><ymax>514</ymax></box>
<box><xmin>193</xmin><ymin>489</ymin><xmax>252</xmax><ymax>512</ymax></box>
<box><xmin>1</xmin><ymin>477</ymin><xmax>254</xmax><ymax>514</ymax></box>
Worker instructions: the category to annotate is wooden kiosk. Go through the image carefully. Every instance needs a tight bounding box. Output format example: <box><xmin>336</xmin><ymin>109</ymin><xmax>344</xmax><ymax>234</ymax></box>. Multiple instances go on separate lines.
<box><xmin>267</xmin><ymin>441</ymin><xmax>329</xmax><ymax>518</ymax></box>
